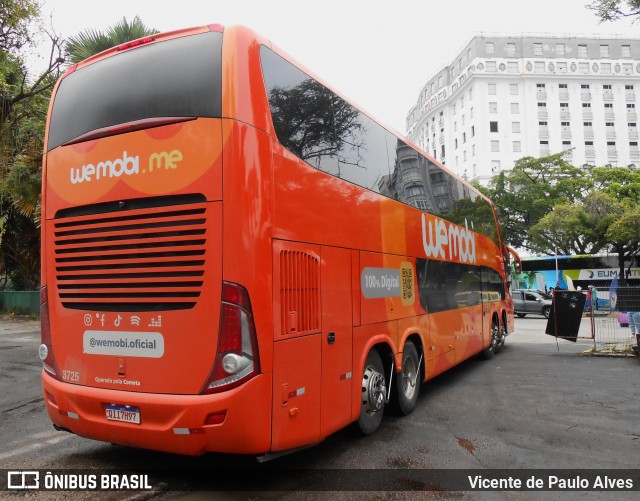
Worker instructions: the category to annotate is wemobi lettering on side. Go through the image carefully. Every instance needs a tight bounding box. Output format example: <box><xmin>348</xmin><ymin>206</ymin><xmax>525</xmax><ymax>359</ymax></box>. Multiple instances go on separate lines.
<box><xmin>421</xmin><ymin>213</ymin><xmax>477</xmax><ymax>264</ymax></box>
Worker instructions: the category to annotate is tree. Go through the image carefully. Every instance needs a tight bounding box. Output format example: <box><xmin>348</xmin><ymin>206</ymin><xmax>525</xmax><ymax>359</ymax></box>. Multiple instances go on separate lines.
<box><xmin>65</xmin><ymin>16</ymin><xmax>159</xmax><ymax>63</ymax></box>
<box><xmin>0</xmin><ymin>0</ymin><xmax>39</xmax><ymax>52</ymax></box>
<box><xmin>529</xmin><ymin>203</ymin><xmax>603</xmax><ymax>255</ymax></box>
<box><xmin>0</xmin><ymin>0</ymin><xmax>63</xmax><ymax>289</ymax></box>
<box><xmin>588</xmin><ymin>0</ymin><xmax>640</xmax><ymax>22</ymax></box>
<box><xmin>482</xmin><ymin>153</ymin><xmax>591</xmax><ymax>252</ymax></box>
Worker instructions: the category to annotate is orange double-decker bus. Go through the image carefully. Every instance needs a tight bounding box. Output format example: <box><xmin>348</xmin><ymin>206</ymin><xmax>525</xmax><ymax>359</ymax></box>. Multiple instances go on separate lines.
<box><xmin>40</xmin><ymin>24</ymin><xmax>519</xmax><ymax>456</ymax></box>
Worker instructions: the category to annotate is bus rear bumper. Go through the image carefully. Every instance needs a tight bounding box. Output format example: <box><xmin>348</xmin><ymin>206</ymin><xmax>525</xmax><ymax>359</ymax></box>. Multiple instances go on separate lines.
<box><xmin>42</xmin><ymin>371</ymin><xmax>272</xmax><ymax>456</ymax></box>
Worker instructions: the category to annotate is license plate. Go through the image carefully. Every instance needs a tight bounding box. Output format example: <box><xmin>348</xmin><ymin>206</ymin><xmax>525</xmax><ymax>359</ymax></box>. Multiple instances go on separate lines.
<box><xmin>105</xmin><ymin>404</ymin><xmax>140</xmax><ymax>424</ymax></box>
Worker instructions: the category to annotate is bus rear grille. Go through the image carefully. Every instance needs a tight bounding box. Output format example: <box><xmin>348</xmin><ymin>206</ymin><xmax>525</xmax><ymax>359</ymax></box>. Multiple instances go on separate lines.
<box><xmin>53</xmin><ymin>194</ymin><xmax>207</xmax><ymax>311</ymax></box>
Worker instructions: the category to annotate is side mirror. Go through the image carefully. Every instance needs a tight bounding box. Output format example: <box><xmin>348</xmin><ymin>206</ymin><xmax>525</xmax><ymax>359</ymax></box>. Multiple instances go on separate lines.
<box><xmin>505</xmin><ymin>245</ymin><xmax>522</xmax><ymax>274</ymax></box>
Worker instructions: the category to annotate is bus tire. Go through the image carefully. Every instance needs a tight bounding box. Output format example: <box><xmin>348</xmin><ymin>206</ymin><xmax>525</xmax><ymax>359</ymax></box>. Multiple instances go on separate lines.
<box><xmin>495</xmin><ymin>321</ymin><xmax>507</xmax><ymax>353</ymax></box>
<box><xmin>482</xmin><ymin>319</ymin><xmax>499</xmax><ymax>360</ymax></box>
<box><xmin>357</xmin><ymin>349</ymin><xmax>386</xmax><ymax>436</ymax></box>
<box><xmin>393</xmin><ymin>341</ymin><xmax>421</xmax><ymax>416</ymax></box>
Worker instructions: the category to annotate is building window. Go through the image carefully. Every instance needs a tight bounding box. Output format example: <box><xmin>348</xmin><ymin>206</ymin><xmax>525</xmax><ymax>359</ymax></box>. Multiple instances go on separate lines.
<box><xmin>601</xmin><ymin>63</ymin><xmax>612</xmax><ymax>74</ymax></box>
<box><xmin>511</xmin><ymin>102</ymin><xmax>520</xmax><ymax>114</ymax></box>
<box><xmin>490</xmin><ymin>121</ymin><xmax>499</xmax><ymax>132</ymax></box>
<box><xmin>486</xmin><ymin>61</ymin><xmax>497</xmax><ymax>71</ymax></box>
<box><xmin>489</xmin><ymin>102</ymin><xmax>498</xmax><ymax>113</ymax></box>
<box><xmin>537</xmin><ymin>83</ymin><xmax>546</xmax><ymax>89</ymax></box>
<box><xmin>626</xmin><ymin>84</ymin><xmax>634</xmax><ymax>90</ymax></box>
<box><xmin>600</xmin><ymin>44</ymin><xmax>610</xmax><ymax>57</ymax></box>
<box><xmin>538</xmin><ymin>102</ymin><xmax>547</xmax><ymax>108</ymax></box>
<box><xmin>605</xmin><ymin>103</ymin><xmax>613</xmax><ymax>109</ymax></box>
<box><xmin>471</xmin><ymin>125</ymin><xmax>475</xmax><ymax>137</ymax></box>
<box><xmin>463</xmin><ymin>132</ymin><xmax>467</xmax><ymax>143</ymax></box>
<box><xmin>557</xmin><ymin>62</ymin><xmax>567</xmax><ymax>73</ymax></box>
<box><xmin>491</xmin><ymin>140</ymin><xmax>500</xmax><ymax>152</ymax></box>
<box><xmin>472</xmin><ymin>144</ymin><xmax>476</xmax><ymax>156</ymax></box>
<box><xmin>560</xmin><ymin>102</ymin><xmax>569</xmax><ymax>108</ymax></box>
<box><xmin>491</xmin><ymin>160</ymin><xmax>501</xmax><ymax>172</ymax></box>
<box><xmin>561</xmin><ymin>121</ymin><xmax>570</xmax><ymax>128</ymax></box>
<box><xmin>582</xmin><ymin>103</ymin><xmax>591</xmax><ymax>108</ymax></box>
<box><xmin>535</xmin><ymin>61</ymin><xmax>545</xmax><ymax>72</ymax></box>
<box><xmin>628</xmin><ymin>103</ymin><xmax>636</xmax><ymax>110</ymax></box>
<box><xmin>507</xmin><ymin>61</ymin><xmax>518</xmax><ymax>73</ymax></box>
<box><xmin>510</xmin><ymin>83</ymin><xmax>519</xmax><ymax>95</ymax></box>
<box><xmin>579</xmin><ymin>62</ymin><xmax>589</xmax><ymax>73</ymax></box>
<box><xmin>506</xmin><ymin>43</ymin><xmax>516</xmax><ymax>56</ymax></box>
<box><xmin>512</xmin><ymin>121</ymin><xmax>520</xmax><ymax>133</ymax></box>
<box><xmin>559</xmin><ymin>83</ymin><xmax>568</xmax><ymax>89</ymax></box>
<box><xmin>455</xmin><ymin>138</ymin><xmax>458</xmax><ymax>149</ymax></box>
<box><xmin>581</xmin><ymin>84</ymin><xmax>590</xmax><ymax>90</ymax></box>
<box><xmin>488</xmin><ymin>83</ymin><xmax>497</xmax><ymax>95</ymax></box>
<box><xmin>556</xmin><ymin>43</ymin><xmax>565</xmax><ymax>55</ymax></box>
<box><xmin>578</xmin><ymin>44</ymin><xmax>588</xmax><ymax>58</ymax></box>
<box><xmin>622</xmin><ymin>44</ymin><xmax>631</xmax><ymax>58</ymax></box>
<box><xmin>623</xmin><ymin>63</ymin><xmax>633</xmax><ymax>75</ymax></box>
<box><xmin>513</xmin><ymin>141</ymin><xmax>522</xmax><ymax>152</ymax></box>
<box><xmin>533</xmin><ymin>43</ymin><xmax>543</xmax><ymax>56</ymax></box>
<box><xmin>584</xmin><ymin>122</ymin><xmax>592</xmax><ymax>127</ymax></box>
<box><xmin>486</xmin><ymin>42</ymin><xmax>495</xmax><ymax>54</ymax></box>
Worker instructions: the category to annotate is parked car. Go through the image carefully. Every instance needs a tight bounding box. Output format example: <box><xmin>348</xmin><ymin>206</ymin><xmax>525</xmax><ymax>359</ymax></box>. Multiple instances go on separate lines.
<box><xmin>512</xmin><ymin>289</ymin><xmax>553</xmax><ymax>319</ymax></box>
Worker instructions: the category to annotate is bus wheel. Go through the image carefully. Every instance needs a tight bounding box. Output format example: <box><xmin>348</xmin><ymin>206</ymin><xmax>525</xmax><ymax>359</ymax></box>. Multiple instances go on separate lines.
<box><xmin>495</xmin><ymin>321</ymin><xmax>507</xmax><ymax>353</ymax></box>
<box><xmin>393</xmin><ymin>341</ymin><xmax>421</xmax><ymax>416</ymax></box>
<box><xmin>357</xmin><ymin>349</ymin><xmax>386</xmax><ymax>435</ymax></box>
<box><xmin>482</xmin><ymin>319</ymin><xmax>499</xmax><ymax>360</ymax></box>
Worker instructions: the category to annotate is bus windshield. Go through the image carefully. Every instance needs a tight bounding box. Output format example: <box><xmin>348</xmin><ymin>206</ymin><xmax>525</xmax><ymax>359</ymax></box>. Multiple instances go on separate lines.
<box><xmin>47</xmin><ymin>31</ymin><xmax>223</xmax><ymax>151</ymax></box>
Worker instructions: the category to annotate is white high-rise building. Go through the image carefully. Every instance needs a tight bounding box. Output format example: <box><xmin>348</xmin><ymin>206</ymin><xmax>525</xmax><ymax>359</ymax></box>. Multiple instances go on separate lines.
<box><xmin>406</xmin><ymin>35</ymin><xmax>640</xmax><ymax>184</ymax></box>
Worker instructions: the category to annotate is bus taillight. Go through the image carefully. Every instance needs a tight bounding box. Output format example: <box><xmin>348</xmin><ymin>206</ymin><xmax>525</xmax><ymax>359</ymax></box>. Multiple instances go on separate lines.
<box><xmin>201</xmin><ymin>282</ymin><xmax>260</xmax><ymax>394</ymax></box>
<box><xmin>39</xmin><ymin>286</ymin><xmax>60</xmax><ymax>380</ymax></box>
<box><xmin>117</xmin><ymin>37</ymin><xmax>155</xmax><ymax>51</ymax></box>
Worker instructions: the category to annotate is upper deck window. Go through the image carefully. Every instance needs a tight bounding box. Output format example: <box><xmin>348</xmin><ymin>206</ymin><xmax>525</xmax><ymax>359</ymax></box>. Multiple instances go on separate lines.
<box><xmin>48</xmin><ymin>31</ymin><xmax>223</xmax><ymax>151</ymax></box>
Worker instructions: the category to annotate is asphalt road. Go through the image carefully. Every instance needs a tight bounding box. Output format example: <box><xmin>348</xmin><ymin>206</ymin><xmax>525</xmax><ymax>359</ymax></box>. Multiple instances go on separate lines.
<box><xmin>0</xmin><ymin>316</ymin><xmax>638</xmax><ymax>500</ymax></box>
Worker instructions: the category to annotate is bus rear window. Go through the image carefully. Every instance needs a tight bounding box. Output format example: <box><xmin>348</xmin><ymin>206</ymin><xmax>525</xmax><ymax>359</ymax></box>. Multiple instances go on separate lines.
<box><xmin>47</xmin><ymin>31</ymin><xmax>222</xmax><ymax>151</ymax></box>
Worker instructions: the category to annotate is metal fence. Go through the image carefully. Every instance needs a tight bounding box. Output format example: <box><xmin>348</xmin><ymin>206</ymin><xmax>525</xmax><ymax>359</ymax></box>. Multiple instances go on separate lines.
<box><xmin>589</xmin><ymin>286</ymin><xmax>640</xmax><ymax>350</ymax></box>
<box><xmin>0</xmin><ymin>291</ymin><xmax>39</xmax><ymax>314</ymax></box>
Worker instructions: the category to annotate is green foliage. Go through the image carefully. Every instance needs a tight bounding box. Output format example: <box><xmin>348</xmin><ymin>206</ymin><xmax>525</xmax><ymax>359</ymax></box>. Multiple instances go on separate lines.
<box><xmin>0</xmin><ymin>0</ymin><xmax>40</xmax><ymax>52</ymax></box>
<box><xmin>485</xmin><ymin>154</ymin><xmax>640</xmax><ymax>285</ymax></box>
<box><xmin>65</xmin><ymin>16</ymin><xmax>159</xmax><ymax>63</ymax></box>
<box><xmin>0</xmin><ymin>1</ymin><xmax>61</xmax><ymax>289</ymax></box>
<box><xmin>484</xmin><ymin>152</ymin><xmax>591</xmax><ymax>251</ymax></box>
<box><xmin>588</xmin><ymin>0</ymin><xmax>640</xmax><ymax>22</ymax></box>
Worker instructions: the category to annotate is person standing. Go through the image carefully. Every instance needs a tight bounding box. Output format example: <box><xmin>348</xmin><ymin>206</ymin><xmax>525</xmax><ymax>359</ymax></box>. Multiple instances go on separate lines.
<box><xmin>630</xmin><ymin>311</ymin><xmax>640</xmax><ymax>352</ymax></box>
<box><xmin>590</xmin><ymin>285</ymin><xmax>598</xmax><ymax>312</ymax></box>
